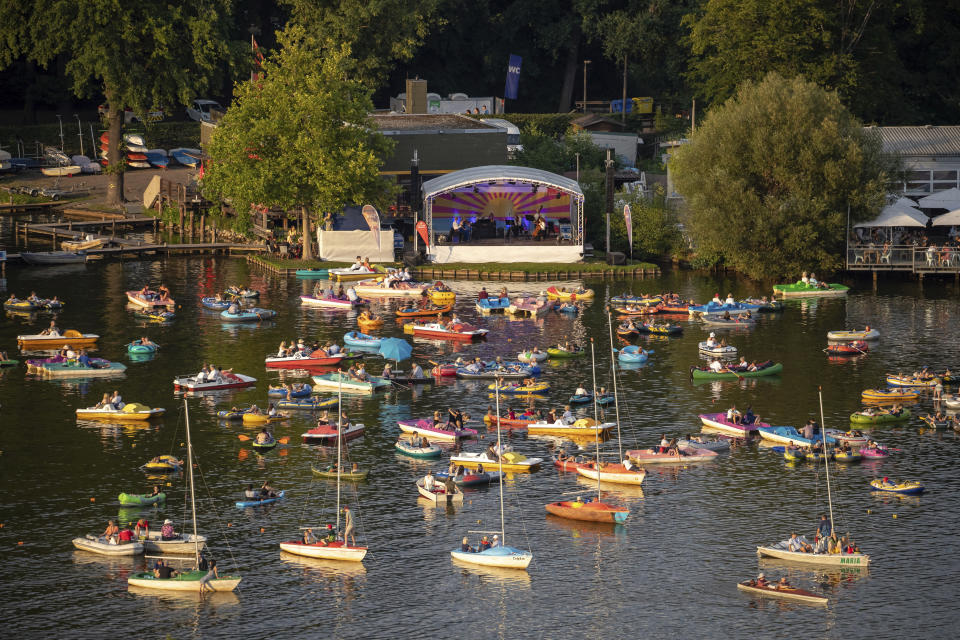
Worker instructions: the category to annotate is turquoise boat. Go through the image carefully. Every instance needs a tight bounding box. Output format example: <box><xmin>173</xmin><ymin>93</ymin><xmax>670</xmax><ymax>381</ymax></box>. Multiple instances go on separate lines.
<box><xmin>276</xmin><ymin>397</ymin><xmax>340</xmax><ymax>411</ymax></box>
<box><xmin>127</xmin><ymin>340</ymin><xmax>159</xmax><ymax>354</ymax></box>
<box><xmin>296</xmin><ymin>269</ymin><xmax>329</xmax><ymax>279</ymax></box>
<box><xmin>344</xmin><ymin>331</ymin><xmax>382</xmax><ymax>348</ymax></box>
<box><xmin>395</xmin><ymin>440</ymin><xmax>442</xmax><ymax>459</ymax></box>
<box><xmin>220</xmin><ymin>308</ymin><xmax>277</xmax><ymax>322</ymax></box>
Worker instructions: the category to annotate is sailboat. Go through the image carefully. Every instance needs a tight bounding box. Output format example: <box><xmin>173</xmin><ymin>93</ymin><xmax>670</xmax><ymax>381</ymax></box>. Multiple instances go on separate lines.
<box><xmin>546</xmin><ymin>339</ymin><xmax>629</xmax><ymax>524</ymax></box>
<box><xmin>756</xmin><ymin>388</ymin><xmax>871</xmax><ymax>567</ymax></box>
<box><xmin>279</xmin><ymin>379</ymin><xmax>368</xmax><ymax>562</ymax></box>
<box><xmin>449</xmin><ymin>382</ymin><xmax>533</xmax><ymax>569</ymax></box>
<box><xmin>575</xmin><ymin>315</ymin><xmax>646</xmax><ymax>486</ymax></box>
<box><xmin>127</xmin><ymin>400</ymin><xmax>242</xmax><ymax>591</ymax></box>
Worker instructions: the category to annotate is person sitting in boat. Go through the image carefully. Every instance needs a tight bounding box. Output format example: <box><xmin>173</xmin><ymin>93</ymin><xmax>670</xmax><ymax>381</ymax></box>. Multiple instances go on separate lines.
<box><xmin>754</xmin><ymin>573</ymin><xmax>769</xmax><ymax>587</ymax></box>
<box><xmin>255</xmin><ymin>428</ymin><xmax>272</xmax><ymax>444</ymax></box>
<box><xmin>160</xmin><ymin>519</ymin><xmax>179</xmax><ymax>541</ymax></box>
<box><xmin>267</xmin><ymin>403</ymin><xmax>279</xmax><ymax>418</ymax></box>
<box><xmin>93</xmin><ymin>392</ymin><xmax>111</xmax><ymax>409</ymax></box>
<box><xmin>110</xmin><ymin>390</ymin><xmax>124</xmax><ymax>410</ymax></box>
<box><xmin>139</xmin><ymin>285</ymin><xmax>151</xmax><ymax>297</ymax></box>
<box><xmin>460</xmin><ymin>536</ymin><xmax>475</xmax><ymax>553</ymax></box>
<box><xmin>244</xmin><ymin>484</ymin><xmax>258</xmax><ymax>500</ymax></box>
<box><xmin>485</xmin><ymin>442</ymin><xmax>501</xmax><ymax>462</ymax></box>
<box><xmin>338</xmin><ymin>411</ymin><xmax>351</xmax><ymax>429</ymax></box>
<box><xmin>743</xmin><ymin>406</ymin><xmax>757</xmax><ymax>425</ymax></box>
<box><xmin>559</xmin><ymin>405</ymin><xmax>574</xmax><ymax>425</ymax></box>
<box><xmin>153</xmin><ymin>559</ymin><xmax>177</xmax><ymax>580</ymax></box>
<box><xmin>575</xmin><ymin>383</ymin><xmax>589</xmax><ymax>397</ymax></box>
<box><xmin>102</xmin><ymin>519</ymin><xmax>120</xmax><ymax>544</ymax></box>
<box><xmin>479</xmin><ymin>536</ymin><xmax>492</xmax><ymax>551</ymax></box>
<box><xmin>431</xmin><ymin>410</ymin><xmax>444</xmax><ymax>428</ymax></box>
<box><xmin>711</xmin><ymin>292</ymin><xmax>722</xmax><ymax>304</ymax></box>
<box><xmin>348</xmin><ymin>255</ymin><xmax>363</xmax><ymax>271</ymax></box>
<box><xmin>380</xmin><ymin>363</ymin><xmax>393</xmax><ymax>379</ymax></box>
<box><xmin>134</xmin><ymin>518</ymin><xmax>150</xmax><ymax>539</ymax></box>
<box><xmin>302</xmin><ymin>527</ymin><xmax>317</xmax><ymax>545</ymax></box>
<box><xmin>787</xmin><ymin>532</ymin><xmax>804</xmax><ymax>552</ymax></box>
<box><xmin>423</xmin><ymin>470</ymin><xmax>436</xmax><ymax>492</ymax></box>
<box><xmin>705</xmin><ymin>332</ymin><xmax>718</xmax><ymax>348</ymax></box>
<box><xmin>724</xmin><ymin>293</ymin><xmax>736</xmax><ymax>305</ymax></box>
<box><xmin>447</xmin><ymin>407</ymin><xmax>465</xmax><ymax>430</ymax></box>
<box><xmin>158</xmin><ymin>284</ymin><xmax>171</xmax><ymax>300</ymax></box>
<box><xmin>746</xmin><ymin>361</ymin><xmax>760</xmax><ymax>372</ymax></box>
<box><xmin>40</xmin><ymin>321</ymin><xmax>61</xmax><ymax>337</ymax></box>
<box><xmin>410</xmin><ymin>362</ymin><xmax>425</xmax><ymax>379</ymax></box>
<box><xmin>260</xmin><ymin>481</ymin><xmax>278</xmax><ymax>498</ymax></box>
<box><xmin>708</xmin><ymin>359</ymin><xmax>725</xmax><ymax>373</ymax></box>
<box><xmin>726</xmin><ymin>406</ymin><xmax>742</xmax><ymax>424</ymax></box>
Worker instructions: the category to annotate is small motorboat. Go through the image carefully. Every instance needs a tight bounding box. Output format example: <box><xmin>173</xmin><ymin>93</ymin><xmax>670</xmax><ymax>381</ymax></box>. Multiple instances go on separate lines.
<box><xmin>73</xmin><ymin>535</ymin><xmax>144</xmax><ymax>556</ymax></box>
<box><xmin>236</xmin><ymin>490</ymin><xmax>286</xmax><ymax>508</ymax></box>
<box><xmin>397</xmin><ymin>419</ymin><xmax>477</xmax><ymax>442</ymax></box>
<box><xmin>173</xmin><ymin>372</ymin><xmax>257</xmax><ymax>391</ymax></box>
<box><xmin>737</xmin><ymin>580</ymin><xmax>827</xmax><ymax>605</ymax></box>
<box><xmin>301</xmin><ymin>422</ymin><xmax>365</xmax><ymax>445</ymax></box>
<box><xmin>220</xmin><ymin>307</ymin><xmax>277</xmax><ymax>322</ymax></box>
<box><xmin>395</xmin><ymin>439</ymin><xmax>442</xmax><ymax>458</ymax></box>
<box><xmin>825</xmin><ymin>340</ymin><xmax>869</xmax><ymax>355</ymax></box>
<box><xmin>870</xmin><ymin>479</ymin><xmax>924</xmax><ymax>495</ymax></box>
<box><xmin>404</xmin><ymin>321</ymin><xmax>488</xmax><ymax>341</ymax></box>
<box><xmin>827</xmin><ymin>329</ymin><xmax>880</xmax><ymax>341</ymax></box>
<box><xmin>416</xmin><ymin>478</ymin><xmax>463</xmax><ymax>504</ymax></box>
<box><xmin>618</xmin><ymin>346</ymin><xmax>649</xmax><ymax>363</ymax></box>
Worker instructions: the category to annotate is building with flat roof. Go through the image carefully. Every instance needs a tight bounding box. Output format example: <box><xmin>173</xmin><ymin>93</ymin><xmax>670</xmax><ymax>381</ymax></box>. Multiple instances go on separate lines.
<box><xmin>868</xmin><ymin>125</ymin><xmax>960</xmax><ymax>197</ymax></box>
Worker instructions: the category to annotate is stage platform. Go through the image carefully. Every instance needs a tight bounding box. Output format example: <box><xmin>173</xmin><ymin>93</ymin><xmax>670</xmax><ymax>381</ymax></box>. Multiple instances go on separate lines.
<box><xmin>429</xmin><ymin>242</ymin><xmax>583</xmax><ymax>264</ymax></box>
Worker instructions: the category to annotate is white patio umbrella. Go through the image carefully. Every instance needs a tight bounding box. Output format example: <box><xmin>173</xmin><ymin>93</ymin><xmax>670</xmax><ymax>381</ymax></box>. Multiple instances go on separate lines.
<box><xmin>854</xmin><ymin>203</ymin><xmax>929</xmax><ymax>228</ymax></box>
<box><xmin>918</xmin><ymin>187</ymin><xmax>960</xmax><ymax>211</ymax></box>
<box><xmin>931</xmin><ymin>208</ymin><xmax>960</xmax><ymax>226</ymax></box>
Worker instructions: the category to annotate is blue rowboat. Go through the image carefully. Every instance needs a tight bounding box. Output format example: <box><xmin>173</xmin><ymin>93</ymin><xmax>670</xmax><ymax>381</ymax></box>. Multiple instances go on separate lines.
<box><xmin>235</xmin><ymin>490</ymin><xmax>285</xmax><ymax>508</ymax></box>
<box><xmin>220</xmin><ymin>308</ymin><xmax>277</xmax><ymax>322</ymax></box>
<box><xmin>343</xmin><ymin>331</ymin><xmax>382</xmax><ymax>348</ymax></box>
<box><xmin>268</xmin><ymin>384</ymin><xmax>312</xmax><ymax>398</ymax></box>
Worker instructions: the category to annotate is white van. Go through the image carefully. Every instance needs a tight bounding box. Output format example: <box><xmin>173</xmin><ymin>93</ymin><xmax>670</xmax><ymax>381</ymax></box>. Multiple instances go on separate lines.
<box><xmin>187</xmin><ymin>99</ymin><xmax>224</xmax><ymax>123</ymax></box>
<box><xmin>482</xmin><ymin>118</ymin><xmax>523</xmax><ymax>159</ymax></box>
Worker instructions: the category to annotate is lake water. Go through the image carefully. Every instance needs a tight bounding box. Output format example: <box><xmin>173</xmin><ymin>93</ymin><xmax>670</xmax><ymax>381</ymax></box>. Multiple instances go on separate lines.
<box><xmin>1</xmin><ymin>258</ymin><xmax>957</xmax><ymax>638</ymax></box>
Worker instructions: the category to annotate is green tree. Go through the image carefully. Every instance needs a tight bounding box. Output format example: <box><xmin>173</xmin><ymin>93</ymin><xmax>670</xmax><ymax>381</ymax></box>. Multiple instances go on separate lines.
<box><xmin>283</xmin><ymin>0</ymin><xmax>442</xmax><ymax>87</ymax></box>
<box><xmin>0</xmin><ymin>1</ymin><xmax>237</xmax><ymax>207</ymax></box>
<box><xmin>609</xmin><ymin>189</ymin><xmax>682</xmax><ymax>260</ymax></box>
<box><xmin>203</xmin><ymin>27</ymin><xmax>395</xmax><ymax>260</ymax></box>
<box><xmin>670</xmin><ymin>73</ymin><xmax>889</xmax><ymax>280</ymax></box>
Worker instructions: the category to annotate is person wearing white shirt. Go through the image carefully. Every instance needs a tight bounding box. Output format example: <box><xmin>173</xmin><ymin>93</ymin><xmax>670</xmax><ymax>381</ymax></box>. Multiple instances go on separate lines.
<box><xmin>423</xmin><ymin>471</ymin><xmax>435</xmax><ymax>491</ymax></box>
<box><xmin>195</xmin><ymin>366</ymin><xmax>208</xmax><ymax>383</ymax></box>
<box><xmin>724</xmin><ymin>293</ymin><xmax>735</xmax><ymax>305</ymax></box>
<box><xmin>328</xmin><ymin>343</ymin><xmax>340</xmax><ymax>355</ymax></box>
<box><xmin>711</xmin><ymin>293</ymin><xmax>722</xmax><ymax>304</ymax></box>
<box><xmin>575</xmin><ymin>384</ymin><xmax>588</xmax><ymax>396</ymax></box>
<box><xmin>410</xmin><ymin>362</ymin><xmax>424</xmax><ymax>379</ymax></box>
<box><xmin>349</xmin><ymin>256</ymin><xmax>363</xmax><ymax>271</ymax></box>
<box><xmin>561</xmin><ymin>406</ymin><xmax>574</xmax><ymax>424</ymax></box>
<box><xmin>65</xmin><ymin>347</ymin><xmax>77</xmax><ymax>359</ymax></box>
<box><xmin>709</xmin><ymin>359</ymin><xmax>724</xmax><ymax>372</ymax></box>
<box><xmin>208</xmin><ymin>366</ymin><xmax>221</xmax><ymax>382</ymax></box>
<box><xmin>706</xmin><ymin>332</ymin><xmax>718</xmax><ymax>348</ymax></box>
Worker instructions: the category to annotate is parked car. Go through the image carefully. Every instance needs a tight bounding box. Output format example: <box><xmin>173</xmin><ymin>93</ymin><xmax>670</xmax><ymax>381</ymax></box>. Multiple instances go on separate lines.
<box><xmin>186</xmin><ymin>99</ymin><xmax>224</xmax><ymax>123</ymax></box>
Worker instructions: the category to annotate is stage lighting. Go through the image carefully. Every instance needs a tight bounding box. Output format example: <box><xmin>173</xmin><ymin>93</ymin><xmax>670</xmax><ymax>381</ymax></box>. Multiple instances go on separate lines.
<box><xmin>531</xmin><ymin>184</ymin><xmax>539</xmax><ymax>193</ymax></box>
<box><xmin>473</xmin><ymin>186</ymin><xmax>479</xmax><ymax>194</ymax></box>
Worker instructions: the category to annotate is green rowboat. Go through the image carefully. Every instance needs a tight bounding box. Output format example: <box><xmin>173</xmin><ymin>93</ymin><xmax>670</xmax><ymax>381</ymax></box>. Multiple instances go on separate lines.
<box><xmin>772</xmin><ymin>282</ymin><xmax>849</xmax><ymax>298</ymax></box>
<box><xmin>311</xmin><ymin>466</ymin><xmax>369</xmax><ymax>481</ymax></box>
<box><xmin>691</xmin><ymin>362</ymin><xmax>783</xmax><ymax>380</ymax></box>
<box><xmin>850</xmin><ymin>409</ymin><xmax>911</xmax><ymax>424</ymax></box>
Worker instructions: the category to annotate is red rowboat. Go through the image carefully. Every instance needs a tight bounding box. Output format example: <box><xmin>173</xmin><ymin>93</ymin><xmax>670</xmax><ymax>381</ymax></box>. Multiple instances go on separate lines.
<box><xmin>825</xmin><ymin>340</ymin><xmax>869</xmax><ymax>355</ymax></box>
<box><xmin>552</xmin><ymin>456</ymin><xmax>589</xmax><ymax>472</ymax></box>
<box><xmin>301</xmin><ymin>422</ymin><xmax>365</xmax><ymax>444</ymax></box>
<box><xmin>407</xmin><ymin>321</ymin><xmax>488</xmax><ymax>341</ymax></box>
<box><xmin>483</xmin><ymin>414</ymin><xmax>535</xmax><ymax>429</ymax></box>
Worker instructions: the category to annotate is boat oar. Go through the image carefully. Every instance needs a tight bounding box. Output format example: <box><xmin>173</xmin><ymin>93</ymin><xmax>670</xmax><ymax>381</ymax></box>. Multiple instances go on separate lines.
<box><xmin>238</xmin><ymin>435</ymin><xmax>290</xmax><ymax>444</ymax></box>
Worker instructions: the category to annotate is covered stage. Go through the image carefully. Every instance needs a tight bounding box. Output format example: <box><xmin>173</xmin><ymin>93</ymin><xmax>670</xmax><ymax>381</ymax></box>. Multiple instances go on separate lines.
<box><xmin>421</xmin><ymin>166</ymin><xmax>584</xmax><ymax>263</ymax></box>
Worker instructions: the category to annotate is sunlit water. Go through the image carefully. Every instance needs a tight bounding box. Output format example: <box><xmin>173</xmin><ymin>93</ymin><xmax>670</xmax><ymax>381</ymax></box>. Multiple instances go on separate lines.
<box><xmin>1</xmin><ymin>258</ymin><xmax>958</xmax><ymax>638</ymax></box>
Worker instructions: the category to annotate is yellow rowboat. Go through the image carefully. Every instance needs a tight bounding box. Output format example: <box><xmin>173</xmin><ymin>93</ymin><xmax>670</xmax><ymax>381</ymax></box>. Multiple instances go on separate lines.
<box><xmin>545</xmin><ymin>286</ymin><xmax>594</xmax><ymax>301</ymax></box>
<box><xmin>449</xmin><ymin>451</ymin><xmax>542</xmax><ymax>473</ymax></box>
<box><xmin>885</xmin><ymin>375</ymin><xmax>938</xmax><ymax>388</ymax></box>
<box><xmin>527</xmin><ymin>418</ymin><xmax>613</xmax><ymax>438</ymax></box>
<box><xmin>861</xmin><ymin>388</ymin><xmax>919</xmax><ymax>403</ymax></box>
<box><xmin>76</xmin><ymin>403</ymin><xmax>165</xmax><ymax>421</ymax></box>
<box><xmin>18</xmin><ymin>330</ymin><xmax>99</xmax><ymax>350</ymax></box>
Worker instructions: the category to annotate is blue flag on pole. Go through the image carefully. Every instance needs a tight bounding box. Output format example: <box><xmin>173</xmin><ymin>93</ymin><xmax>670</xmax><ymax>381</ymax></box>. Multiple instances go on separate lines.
<box><xmin>504</xmin><ymin>55</ymin><xmax>522</xmax><ymax>100</ymax></box>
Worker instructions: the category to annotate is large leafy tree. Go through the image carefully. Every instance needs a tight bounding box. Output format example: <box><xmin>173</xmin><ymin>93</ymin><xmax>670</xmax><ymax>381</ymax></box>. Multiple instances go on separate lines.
<box><xmin>282</xmin><ymin>0</ymin><xmax>442</xmax><ymax>87</ymax></box>
<box><xmin>0</xmin><ymin>1</ymin><xmax>237</xmax><ymax>206</ymax></box>
<box><xmin>670</xmin><ymin>73</ymin><xmax>889</xmax><ymax>280</ymax></box>
<box><xmin>203</xmin><ymin>27</ymin><xmax>395</xmax><ymax>260</ymax></box>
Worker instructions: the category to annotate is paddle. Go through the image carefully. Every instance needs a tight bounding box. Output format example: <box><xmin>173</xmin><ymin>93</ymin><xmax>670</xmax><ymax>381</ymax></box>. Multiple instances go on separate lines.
<box><xmin>238</xmin><ymin>435</ymin><xmax>289</xmax><ymax>444</ymax></box>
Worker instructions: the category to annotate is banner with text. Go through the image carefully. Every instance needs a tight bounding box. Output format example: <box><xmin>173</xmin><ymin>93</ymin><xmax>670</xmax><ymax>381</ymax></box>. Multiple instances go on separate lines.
<box><xmin>362</xmin><ymin>204</ymin><xmax>381</xmax><ymax>252</ymax></box>
<box><xmin>504</xmin><ymin>54</ymin><xmax>522</xmax><ymax>100</ymax></box>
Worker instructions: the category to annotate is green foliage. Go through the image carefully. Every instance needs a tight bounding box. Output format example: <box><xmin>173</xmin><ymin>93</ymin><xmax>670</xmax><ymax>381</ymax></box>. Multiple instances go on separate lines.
<box><xmin>670</xmin><ymin>73</ymin><xmax>889</xmax><ymax>280</ymax></box>
<box><xmin>0</xmin><ymin>1</ymin><xmax>237</xmax><ymax>116</ymax></box>
<box><xmin>283</xmin><ymin>0</ymin><xmax>443</xmax><ymax>87</ymax></box>
<box><xmin>609</xmin><ymin>191</ymin><xmax>682</xmax><ymax>260</ymax></box>
<box><xmin>203</xmin><ymin>27</ymin><xmax>396</xmax><ymax>235</ymax></box>
<box><xmin>478</xmin><ymin>113</ymin><xmax>575</xmax><ymax>138</ymax></box>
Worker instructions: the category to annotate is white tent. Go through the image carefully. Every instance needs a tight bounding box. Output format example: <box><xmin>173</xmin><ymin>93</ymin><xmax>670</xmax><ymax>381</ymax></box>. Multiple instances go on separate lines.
<box><xmin>931</xmin><ymin>208</ymin><xmax>960</xmax><ymax>226</ymax></box>
<box><xmin>918</xmin><ymin>187</ymin><xmax>960</xmax><ymax>211</ymax></box>
<box><xmin>854</xmin><ymin>202</ymin><xmax>929</xmax><ymax>228</ymax></box>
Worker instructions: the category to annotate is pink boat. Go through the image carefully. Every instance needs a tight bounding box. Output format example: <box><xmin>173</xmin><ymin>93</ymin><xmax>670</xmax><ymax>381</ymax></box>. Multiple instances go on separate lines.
<box><xmin>698</xmin><ymin>413</ymin><xmax>766</xmax><ymax>436</ymax></box>
<box><xmin>126</xmin><ymin>290</ymin><xmax>175</xmax><ymax>309</ymax></box>
<box><xmin>860</xmin><ymin>447</ymin><xmax>890</xmax><ymax>459</ymax></box>
<box><xmin>507</xmin><ymin>296</ymin><xmax>552</xmax><ymax>317</ymax></box>
<box><xmin>626</xmin><ymin>446</ymin><xmax>719</xmax><ymax>463</ymax></box>
<box><xmin>301</xmin><ymin>422</ymin><xmax>365</xmax><ymax>444</ymax></box>
<box><xmin>299</xmin><ymin>295</ymin><xmax>365</xmax><ymax>309</ymax></box>
<box><xmin>397</xmin><ymin>418</ymin><xmax>477</xmax><ymax>442</ymax></box>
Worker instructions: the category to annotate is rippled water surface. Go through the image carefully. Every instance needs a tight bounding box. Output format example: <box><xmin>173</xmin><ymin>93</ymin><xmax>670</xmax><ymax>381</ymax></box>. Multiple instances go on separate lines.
<box><xmin>1</xmin><ymin>259</ymin><xmax>958</xmax><ymax>639</ymax></box>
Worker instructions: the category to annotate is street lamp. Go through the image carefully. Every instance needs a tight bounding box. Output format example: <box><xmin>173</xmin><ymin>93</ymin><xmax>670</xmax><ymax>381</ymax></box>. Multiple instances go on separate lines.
<box><xmin>582</xmin><ymin>60</ymin><xmax>591</xmax><ymax>113</ymax></box>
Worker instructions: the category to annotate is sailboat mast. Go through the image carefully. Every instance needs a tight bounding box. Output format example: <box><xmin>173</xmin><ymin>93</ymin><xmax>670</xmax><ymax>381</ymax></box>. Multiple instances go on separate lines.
<box><xmin>818</xmin><ymin>387</ymin><xmax>836</xmax><ymax>534</ymax></box>
<box><xmin>184</xmin><ymin>399</ymin><xmax>200</xmax><ymax>566</ymax></box>
<box><xmin>495</xmin><ymin>381</ymin><xmax>505</xmax><ymax>546</ymax></box>
<box><xmin>606</xmin><ymin>309</ymin><xmax>624</xmax><ymax>460</ymax></box>
<box><xmin>336</xmin><ymin>375</ymin><xmax>343</xmax><ymax>535</ymax></box>
<box><xmin>590</xmin><ymin>339</ymin><xmax>600</xmax><ymax>500</ymax></box>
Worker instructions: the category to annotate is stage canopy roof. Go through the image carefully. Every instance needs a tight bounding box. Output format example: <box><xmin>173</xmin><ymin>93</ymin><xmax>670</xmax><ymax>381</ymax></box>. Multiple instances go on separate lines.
<box><xmin>421</xmin><ymin>165</ymin><xmax>583</xmax><ymax>200</ymax></box>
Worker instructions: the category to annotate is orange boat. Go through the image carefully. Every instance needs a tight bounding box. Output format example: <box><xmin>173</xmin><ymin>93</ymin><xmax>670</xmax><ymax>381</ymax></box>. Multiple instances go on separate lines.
<box><xmin>396</xmin><ymin>304</ymin><xmax>453</xmax><ymax>318</ymax></box>
<box><xmin>615</xmin><ymin>305</ymin><xmax>661</xmax><ymax>316</ymax></box>
<box><xmin>545</xmin><ymin>500</ymin><xmax>629</xmax><ymax>524</ymax></box>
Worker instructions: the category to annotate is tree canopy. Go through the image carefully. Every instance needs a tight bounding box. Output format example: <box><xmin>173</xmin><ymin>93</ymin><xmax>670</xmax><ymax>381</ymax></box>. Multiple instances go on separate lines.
<box><xmin>0</xmin><ymin>0</ymin><xmax>237</xmax><ymax>204</ymax></box>
<box><xmin>203</xmin><ymin>27</ymin><xmax>395</xmax><ymax>258</ymax></box>
<box><xmin>670</xmin><ymin>72</ymin><xmax>889</xmax><ymax>280</ymax></box>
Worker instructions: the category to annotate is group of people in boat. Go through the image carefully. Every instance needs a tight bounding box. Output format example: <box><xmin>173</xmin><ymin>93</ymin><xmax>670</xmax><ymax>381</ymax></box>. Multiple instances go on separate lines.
<box><xmin>477</xmin><ymin>286</ymin><xmax>510</xmax><ymax>301</ymax></box>
<box><xmin>244</xmin><ymin>481</ymin><xmax>280</xmax><ymax>500</ymax></box>
<box><xmin>92</xmin><ymin>390</ymin><xmax>125</xmax><ymax>410</ymax></box>
<box><xmin>800</xmin><ymin>272</ymin><xmax>831</xmax><ymax>289</ymax></box>
<box><xmin>276</xmin><ymin>339</ymin><xmax>342</xmax><ymax>359</ymax></box>
<box><xmin>421</xmin><ymin>469</ymin><xmax>458</xmax><ymax>495</ymax></box>
<box><xmin>300</xmin><ymin>506</ymin><xmax>356</xmax><ymax>546</ymax></box>
<box><xmin>784</xmin><ymin>516</ymin><xmax>861</xmax><ymax>555</ymax></box>
<box><xmin>312</xmin><ymin>282</ymin><xmax>354</xmax><ymax>301</ymax></box>
<box><xmin>347</xmin><ymin>256</ymin><xmax>375</xmax><ymax>272</ymax></box>
<box><xmin>430</xmin><ymin>408</ymin><xmax>469</xmax><ymax>431</ymax></box>
<box><xmin>747</xmin><ymin>573</ymin><xmax>794</xmax><ymax>589</ymax></box>
<box><xmin>705</xmin><ymin>358</ymin><xmax>768</xmax><ymax>374</ymax></box>
<box><xmin>137</xmin><ymin>284</ymin><xmax>172</xmax><ymax>302</ymax></box>
<box><xmin>725</xmin><ymin>405</ymin><xmax>759</xmax><ymax>426</ymax></box>
<box><xmin>194</xmin><ymin>364</ymin><xmax>234</xmax><ymax>384</ymax></box>
<box><xmin>459</xmin><ymin>534</ymin><xmax>500</xmax><ymax>553</ymax></box>
<box><xmin>6</xmin><ymin>292</ymin><xmax>61</xmax><ymax>308</ymax></box>
<box><xmin>381</xmin><ymin>268</ymin><xmax>413</xmax><ymax>288</ymax></box>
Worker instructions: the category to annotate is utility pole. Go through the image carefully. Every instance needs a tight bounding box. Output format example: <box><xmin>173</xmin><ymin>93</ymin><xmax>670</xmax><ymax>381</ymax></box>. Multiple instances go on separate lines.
<box><xmin>582</xmin><ymin>60</ymin><xmax>591</xmax><ymax>113</ymax></box>
<box><xmin>621</xmin><ymin>55</ymin><xmax>628</xmax><ymax>124</ymax></box>
<box><xmin>74</xmin><ymin>114</ymin><xmax>83</xmax><ymax>156</ymax></box>
<box><xmin>575</xmin><ymin>152</ymin><xmax>580</xmax><ymax>182</ymax></box>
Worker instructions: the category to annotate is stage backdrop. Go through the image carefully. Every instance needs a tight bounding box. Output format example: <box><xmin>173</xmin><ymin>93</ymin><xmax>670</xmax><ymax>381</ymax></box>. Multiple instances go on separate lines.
<box><xmin>431</xmin><ymin>185</ymin><xmax>571</xmax><ymax>225</ymax></box>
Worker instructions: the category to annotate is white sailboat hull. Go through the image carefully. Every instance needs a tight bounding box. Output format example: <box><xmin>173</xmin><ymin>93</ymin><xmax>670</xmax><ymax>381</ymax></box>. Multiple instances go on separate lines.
<box><xmin>141</xmin><ymin>532</ymin><xmax>207</xmax><ymax>554</ymax></box>
<box><xmin>279</xmin><ymin>541</ymin><xmax>367</xmax><ymax>562</ymax></box>
<box><xmin>450</xmin><ymin>547</ymin><xmax>532</xmax><ymax>569</ymax></box>
<box><xmin>756</xmin><ymin>546</ymin><xmax>870</xmax><ymax>566</ymax></box>
<box><xmin>576</xmin><ymin>466</ymin><xmax>646</xmax><ymax>485</ymax></box>
<box><xmin>72</xmin><ymin>536</ymin><xmax>144</xmax><ymax>556</ymax></box>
